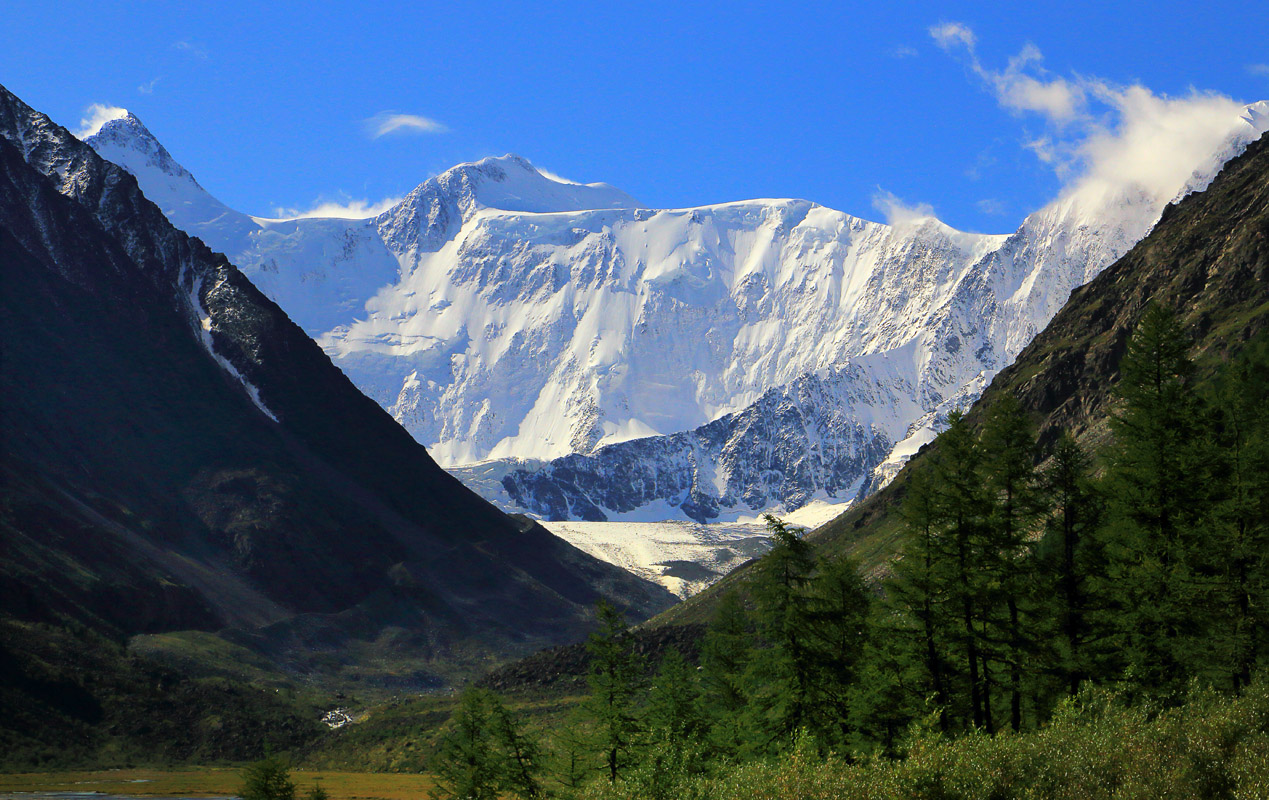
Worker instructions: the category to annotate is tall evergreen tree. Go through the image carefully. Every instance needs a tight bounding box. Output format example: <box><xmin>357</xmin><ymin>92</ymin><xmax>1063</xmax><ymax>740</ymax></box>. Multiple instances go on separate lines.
<box><xmin>1035</xmin><ymin>434</ymin><xmax>1106</xmax><ymax>700</ymax></box>
<box><xmin>978</xmin><ymin>395</ymin><xmax>1042</xmax><ymax>731</ymax></box>
<box><xmin>885</xmin><ymin>468</ymin><xmax>953</xmax><ymax>731</ymax></box>
<box><xmin>583</xmin><ymin>600</ymin><xmax>643</xmax><ymax>783</ymax></box>
<box><xmin>429</xmin><ymin>686</ymin><xmax>505</xmax><ymax>800</ymax></box>
<box><xmin>805</xmin><ymin>553</ymin><xmax>871</xmax><ymax>745</ymax></box>
<box><xmin>931</xmin><ymin>410</ymin><xmax>993</xmax><ymax>729</ymax></box>
<box><xmin>699</xmin><ymin>590</ymin><xmax>752</xmax><ymax>758</ymax></box>
<box><xmin>1208</xmin><ymin>337</ymin><xmax>1269</xmax><ymax>689</ymax></box>
<box><xmin>645</xmin><ymin>648</ymin><xmax>707</xmax><ymax>763</ymax></box>
<box><xmin>743</xmin><ymin>514</ymin><xmax>818</xmax><ymax>749</ymax></box>
<box><xmin>1102</xmin><ymin>303</ymin><xmax>1215</xmax><ymax>695</ymax></box>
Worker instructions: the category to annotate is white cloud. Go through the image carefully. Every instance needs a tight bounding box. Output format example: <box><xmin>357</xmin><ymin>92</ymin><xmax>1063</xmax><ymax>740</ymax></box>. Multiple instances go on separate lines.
<box><xmin>268</xmin><ymin>195</ymin><xmax>403</xmax><ymax>220</ymax></box>
<box><xmin>976</xmin><ymin>198</ymin><xmax>1008</xmax><ymax>216</ymax></box>
<box><xmin>74</xmin><ymin>104</ymin><xmax>128</xmax><ymax>139</ymax></box>
<box><xmin>930</xmin><ymin>24</ymin><xmax>1085</xmax><ymax>124</ymax></box>
<box><xmin>1249</xmin><ymin>63</ymin><xmax>1269</xmax><ymax>77</ymax></box>
<box><xmin>872</xmin><ymin>189</ymin><xmax>937</xmax><ymax>226</ymax></box>
<box><xmin>365</xmin><ymin>111</ymin><xmax>448</xmax><ymax>138</ymax></box>
<box><xmin>173</xmin><ymin>40</ymin><xmax>209</xmax><ymax>59</ymax></box>
<box><xmin>932</xmin><ymin>22</ymin><xmax>1267</xmax><ymax>217</ymax></box>
<box><xmin>138</xmin><ymin>77</ymin><xmax>161</xmax><ymax>95</ymax></box>
<box><xmin>929</xmin><ymin>22</ymin><xmax>975</xmax><ymax>51</ymax></box>
<box><xmin>891</xmin><ymin>45</ymin><xmax>919</xmax><ymax>59</ymax></box>
<box><xmin>1067</xmin><ymin>84</ymin><xmax>1250</xmax><ymax>204</ymax></box>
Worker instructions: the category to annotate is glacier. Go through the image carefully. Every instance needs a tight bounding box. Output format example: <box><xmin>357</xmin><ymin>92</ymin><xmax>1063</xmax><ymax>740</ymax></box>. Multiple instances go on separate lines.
<box><xmin>83</xmin><ymin>103</ymin><xmax>1269</xmax><ymax>528</ymax></box>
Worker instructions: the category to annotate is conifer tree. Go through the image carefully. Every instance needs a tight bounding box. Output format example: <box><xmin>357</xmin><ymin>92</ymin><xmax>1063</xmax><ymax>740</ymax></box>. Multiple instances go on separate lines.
<box><xmin>645</xmin><ymin>648</ymin><xmax>707</xmax><ymax>766</ymax></box>
<box><xmin>805</xmin><ymin>553</ymin><xmax>871</xmax><ymax>744</ymax></box>
<box><xmin>743</xmin><ymin>514</ymin><xmax>817</xmax><ymax>749</ymax></box>
<box><xmin>931</xmin><ymin>410</ymin><xmax>993</xmax><ymax>729</ymax></box>
<box><xmin>1208</xmin><ymin>338</ymin><xmax>1269</xmax><ymax>689</ymax></box>
<box><xmin>1035</xmin><ymin>433</ymin><xmax>1106</xmax><ymax>700</ymax></box>
<box><xmin>1102</xmin><ymin>303</ymin><xmax>1214</xmax><ymax>694</ymax></box>
<box><xmin>978</xmin><ymin>394</ymin><xmax>1042</xmax><ymax>730</ymax></box>
<box><xmin>429</xmin><ymin>686</ymin><xmax>504</xmax><ymax>800</ymax></box>
<box><xmin>488</xmin><ymin>694</ymin><xmax>544</xmax><ymax>799</ymax></box>
<box><xmin>583</xmin><ymin>600</ymin><xmax>642</xmax><ymax>782</ymax></box>
<box><xmin>699</xmin><ymin>590</ymin><xmax>752</xmax><ymax>757</ymax></box>
<box><xmin>885</xmin><ymin>468</ymin><xmax>952</xmax><ymax>731</ymax></box>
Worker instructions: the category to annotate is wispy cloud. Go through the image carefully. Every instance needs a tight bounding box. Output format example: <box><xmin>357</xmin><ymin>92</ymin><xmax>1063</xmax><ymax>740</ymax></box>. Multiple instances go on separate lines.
<box><xmin>930</xmin><ymin>24</ymin><xmax>1084</xmax><ymax>123</ymax></box>
<box><xmin>173</xmin><ymin>40</ymin><xmax>209</xmax><ymax>60</ymax></box>
<box><xmin>267</xmin><ymin>194</ymin><xmax>403</xmax><ymax>220</ymax></box>
<box><xmin>932</xmin><ymin>22</ymin><xmax>1261</xmax><ymax>211</ymax></box>
<box><xmin>74</xmin><ymin>103</ymin><xmax>128</xmax><ymax>139</ymax></box>
<box><xmin>872</xmin><ymin>189</ymin><xmax>936</xmax><ymax>226</ymax></box>
<box><xmin>138</xmin><ymin>77</ymin><xmax>161</xmax><ymax>95</ymax></box>
<box><xmin>365</xmin><ymin>111</ymin><xmax>448</xmax><ymax>138</ymax></box>
<box><xmin>1248</xmin><ymin>63</ymin><xmax>1269</xmax><ymax>78</ymax></box>
<box><xmin>890</xmin><ymin>45</ymin><xmax>919</xmax><ymax>59</ymax></box>
<box><xmin>976</xmin><ymin>198</ymin><xmax>1008</xmax><ymax>216</ymax></box>
<box><xmin>929</xmin><ymin>21</ymin><xmax>976</xmax><ymax>51</ymax></box>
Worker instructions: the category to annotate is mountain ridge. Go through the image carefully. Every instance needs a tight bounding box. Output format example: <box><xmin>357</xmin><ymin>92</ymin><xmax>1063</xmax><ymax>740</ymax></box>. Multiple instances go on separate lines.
<box><xmin>652</xmin><ymin>123</ymin><xmax>1269</xmax><ymax>626</ymax></box>
<box><xmin>81</xmin><ymin>101</ymin><xmax>1269</xmax><ymax>526</ymax></box>
<box><xmin>0</xmin><ymin>84</ymin><xmax>675</xmax><ymax>684</ymax></box>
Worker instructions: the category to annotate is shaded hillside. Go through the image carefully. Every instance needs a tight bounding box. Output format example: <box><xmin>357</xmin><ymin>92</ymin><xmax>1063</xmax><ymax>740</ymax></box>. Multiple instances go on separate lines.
<box><xmin>654</xmin><ymin>128</ymin><xmax>1269</xmax><ymax>627</ymax></box>
<box><xmin>0</xmin><ymin>83</ymin><xmax>675</xmax><ymax>689</ymax></box>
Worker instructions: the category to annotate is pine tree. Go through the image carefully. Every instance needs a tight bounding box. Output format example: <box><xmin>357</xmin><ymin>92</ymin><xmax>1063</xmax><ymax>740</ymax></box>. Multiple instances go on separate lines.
<box><xmin>488</xmin><ymin>694</ymin><xmax>544</xmax><ymax>799</ymax></box>
<box><xmin>932</xmin><ymin>410</ymin><xmax>993</xmax><ymax>729</ymax></box>
<box><xmin>743</xmin><ymin>514</ymin><xmax>817</xmax><ymax>750</ymax></box>
<box><xmin>978</xmin><ymin>395</ymin><xmax>1042</xmax><ymax>731</ymax></box>
<box><xmin>805</xmin><ymin>553</ymin><xmax>871</xmax><ymax>745</ymax></box>
<box><xmin>239</xmin><ymin>756</ymin><xmax>296</xmax><ymax>800</ymax></box>
<box><xmin>429</xmin><ymin>686</ymin><xmax>505</xmax><ymax>800</ymax></box>
<box><xmin>583</xmin><ymin>599</ymin><xmax>642</xmax><ymax>783</ymax></box>
<box><xmin>699</xmin><ymin>590</ymin><xmax>752</xmax><ymax>758</ymax></box>
<box><xmin>1102</xmin><ymin>304</ymin><xmax>1214</xmax><ymax>695</ymax></box>
<box><xmin>1208</xmin><ymin>337</ymin><xmax>1269</xmax><ymax>689</ymax></box>
<box><xmin>885</xmin><ymin>468</ymin><xmax>952</xmax><ymax>731</ymax></box>
<box><xmin>1034</xmin><ymin>433</ymin><xmax>1106</xmax><ymax>700</ymax></box>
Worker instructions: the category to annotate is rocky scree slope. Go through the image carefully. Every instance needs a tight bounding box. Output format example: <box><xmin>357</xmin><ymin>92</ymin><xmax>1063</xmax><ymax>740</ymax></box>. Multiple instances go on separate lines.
<box><xmin>653</xmin><ymin>127</ymin><xmax>1269</xmax><ymax>626</ymax></box>
<box><xmin>0</xmin><ymin>85</ymin><xmax>675</xmax><ymax>683</ymax></box>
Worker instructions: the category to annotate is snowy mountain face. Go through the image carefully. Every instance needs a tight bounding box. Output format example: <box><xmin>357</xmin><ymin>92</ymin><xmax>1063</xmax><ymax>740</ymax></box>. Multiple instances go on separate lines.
<box><xmin>84</xmin><ymin>104</ymin><xmax>1269</xmax><ymax>524</ymax></box>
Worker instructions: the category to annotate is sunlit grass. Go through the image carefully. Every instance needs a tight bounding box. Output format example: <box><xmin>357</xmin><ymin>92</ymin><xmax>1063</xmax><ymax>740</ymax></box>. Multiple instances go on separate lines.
<box><xmin>0</xmin><ymin>769</ymin><xmax>437</xmax><ymax>800</ymax></box>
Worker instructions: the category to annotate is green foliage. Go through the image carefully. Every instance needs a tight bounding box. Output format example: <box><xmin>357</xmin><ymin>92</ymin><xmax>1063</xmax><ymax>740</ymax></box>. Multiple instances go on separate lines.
<box><xmin>239</xmin><ymin>756</ymin><xmax>296</xmax><ymax>800</ymax></box>
<box><xmin>582</xmin><ymin>600</ymin><xmax>643</xmax><ymax>783</ymax></box>
<box><xmin>1102</xmin><ymin>303</ymin><xmax>1218</xmax><ymax>694</ymax></box>
<box><xmin>582</xmin><ymin>682</ymin><xmax>1269</xmax><ymax>800</ymax></box>
<box><xmin>429</xmin><ymin>685</ymin><xmax>543</xmax><ymax>800</ymax></box>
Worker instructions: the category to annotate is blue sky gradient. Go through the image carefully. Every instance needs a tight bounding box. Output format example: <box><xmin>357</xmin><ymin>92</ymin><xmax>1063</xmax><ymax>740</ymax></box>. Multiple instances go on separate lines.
<box><xmin>4</xmin><ymin>0</ymin><xmax>1267</xmax><ymax>231</ymax></box>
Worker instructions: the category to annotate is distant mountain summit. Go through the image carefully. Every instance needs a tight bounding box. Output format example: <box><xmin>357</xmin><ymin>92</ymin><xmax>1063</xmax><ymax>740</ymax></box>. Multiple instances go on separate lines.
<box><xmin>1</xmin><ymin>85</ymin><xmax>674</xmax><ymax>681</ymax></box>
<box><xmin>83</xmin><ymin>101</ymin><xmax>1269</xmax><ymax>523</ymax></box>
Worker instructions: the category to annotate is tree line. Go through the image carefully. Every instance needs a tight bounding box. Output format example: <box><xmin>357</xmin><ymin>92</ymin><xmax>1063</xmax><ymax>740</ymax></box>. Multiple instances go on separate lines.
<box><xmin>428</xmin><ymin>304</ymin><xmax>1269</xmax><ymax>798</ymax></box>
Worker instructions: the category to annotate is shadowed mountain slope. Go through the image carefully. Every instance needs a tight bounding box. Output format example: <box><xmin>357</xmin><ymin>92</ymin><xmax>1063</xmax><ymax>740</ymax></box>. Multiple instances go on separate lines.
<box><xmin>0</xmin><ymin>84</ymin><xmax>674</xmax><ymax>682</ymax></box>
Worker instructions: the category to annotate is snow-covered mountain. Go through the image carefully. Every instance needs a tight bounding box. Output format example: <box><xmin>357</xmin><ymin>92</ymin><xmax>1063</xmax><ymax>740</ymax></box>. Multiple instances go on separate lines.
<box><xmin>83</xmin><ymin>103</ymin><xmax>1269</xmax><ymax>523</ymax></box>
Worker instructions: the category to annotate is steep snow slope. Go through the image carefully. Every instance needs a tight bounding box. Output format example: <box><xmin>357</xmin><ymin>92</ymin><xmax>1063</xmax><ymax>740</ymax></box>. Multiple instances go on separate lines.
<box><xmin>85</xmin><ymin>103</ymin><xmax>1269</xmax><ymax>526</ymax></box>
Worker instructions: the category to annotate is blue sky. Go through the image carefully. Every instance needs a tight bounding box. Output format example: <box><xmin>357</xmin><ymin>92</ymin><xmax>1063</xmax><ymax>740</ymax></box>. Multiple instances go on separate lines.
<box><xmin>4</xmin><ymin>1</ymin><xmax>1267</xmax><ymax>232</ymax></box>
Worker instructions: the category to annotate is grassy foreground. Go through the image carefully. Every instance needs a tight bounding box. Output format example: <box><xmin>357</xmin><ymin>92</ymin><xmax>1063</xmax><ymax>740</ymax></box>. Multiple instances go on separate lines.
<box><xmin>0</xmin><ymin>768</ymin><xmax>436</xmax><ymax>800</ymax></box>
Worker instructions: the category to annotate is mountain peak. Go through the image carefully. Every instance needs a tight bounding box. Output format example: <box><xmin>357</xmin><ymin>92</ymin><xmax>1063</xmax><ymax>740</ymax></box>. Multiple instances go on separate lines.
<box><xmin>418</xmin><ymin>152</ymin><xmax>645</xmax><ymax>215</ymax></box>
<box><xmin>84</xmin><ymin>109</ymin><xmax>194</xmax><ymax>183</ymax></box>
